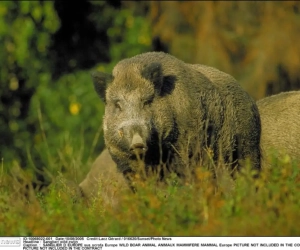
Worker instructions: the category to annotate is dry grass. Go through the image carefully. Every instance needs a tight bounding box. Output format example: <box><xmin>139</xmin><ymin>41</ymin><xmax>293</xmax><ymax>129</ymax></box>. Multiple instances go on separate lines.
<box><xmin>0</xmin><ymin>148</ymin><xmax>299</xmax><ymax>236</ymax></box>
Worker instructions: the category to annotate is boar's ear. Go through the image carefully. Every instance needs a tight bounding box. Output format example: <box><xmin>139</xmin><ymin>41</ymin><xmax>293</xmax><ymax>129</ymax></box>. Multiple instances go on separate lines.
<box><xmin>91</xmin><ymin>71</ymin><xmax>113</xmax><ymax>102</ymax></box>
<box><xmin>141</xmin><ymin>62</ymin><xmax>163</xmax><ymax>94</ymax></box>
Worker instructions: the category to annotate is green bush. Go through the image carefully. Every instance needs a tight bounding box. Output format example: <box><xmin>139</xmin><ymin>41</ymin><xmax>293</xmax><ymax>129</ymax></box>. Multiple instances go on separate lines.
<box><xmin>27</xmin><ymin>70</ymin><xmax>105</xmax><ymax>176</ymax></box>
<box><xmin>0</xmin><ymin>1</ymin><xmax>59</xmax><ymax>164</ymax></box>
<box><xmin>0</xmin><ymin>1</ymin><xmax>152</xmax><ymax>172</ymax></box>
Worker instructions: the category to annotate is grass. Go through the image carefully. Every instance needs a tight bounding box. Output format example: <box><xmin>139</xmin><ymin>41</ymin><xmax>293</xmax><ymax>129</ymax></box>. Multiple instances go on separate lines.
<box><xmin>0</xmin><ymin>144</ymin><xmax>299</xmax><ymax>236</ymax></box>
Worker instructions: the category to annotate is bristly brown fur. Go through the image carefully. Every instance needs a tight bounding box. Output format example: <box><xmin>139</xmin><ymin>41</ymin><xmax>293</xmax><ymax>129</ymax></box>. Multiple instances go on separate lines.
<box><xmin>257</xmin><ymin>91</ymin><xmax>300</xmax><ymax>168</ymax></box>
<box><xmin>92</xmin><ymin>52</ymin><xmax>262</xmax><ymax>189</ymax></box>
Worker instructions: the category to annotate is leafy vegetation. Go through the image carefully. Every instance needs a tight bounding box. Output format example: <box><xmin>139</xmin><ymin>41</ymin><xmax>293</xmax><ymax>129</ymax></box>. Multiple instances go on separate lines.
<box><xmin>0</xmin><ymin>1</ymin><xmax>59</xmax><ymax>164</ymax></box>
<box><xmin>0</xmin><ymin>1</ymin><xmax>151</xmax><ymax>168</ymax></box>
<box><xmin>0</xmin><ymin>1</ymin><xmax>299</xmax><ymax>236</ymax></box>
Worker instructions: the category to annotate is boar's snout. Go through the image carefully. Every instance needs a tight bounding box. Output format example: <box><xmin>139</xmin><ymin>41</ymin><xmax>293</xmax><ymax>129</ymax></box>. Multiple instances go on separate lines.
<box><xmin>130</xmin><ymin>133</ymin><xmax>148</xmax><ymax>155</ymax></box>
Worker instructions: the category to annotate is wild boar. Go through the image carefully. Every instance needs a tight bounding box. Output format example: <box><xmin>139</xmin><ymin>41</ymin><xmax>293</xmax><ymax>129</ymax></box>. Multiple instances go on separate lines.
<box><xmin>79</xmin><ymin>91</ymin><xmax>300</xmax><ymax>197</ymax></box>
<box><xmin>79</xmin><ymin>148</ymin><xmax>128</xmax><ymax>204</ymax></box>
<box><xmin>257</xmin><ymin>91</ymin><xmax>300</xmax><ymax>167</ymax></box>
<box><xmin>91</xmin><ymin>52</ymin><xmax>261</xmax><ymax>189</ymax></box>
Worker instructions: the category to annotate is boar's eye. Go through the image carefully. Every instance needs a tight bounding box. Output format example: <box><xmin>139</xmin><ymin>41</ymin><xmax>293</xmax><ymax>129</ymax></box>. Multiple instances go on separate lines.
<box><xmin>114</xmin><ymin>101</ymin><xmax>122</xmax><ymax>111</ymax></box>
<box><xmin>143</xmin><ymin>98</ymin><xmax>153</xmax><ymax>108</ymax></box>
